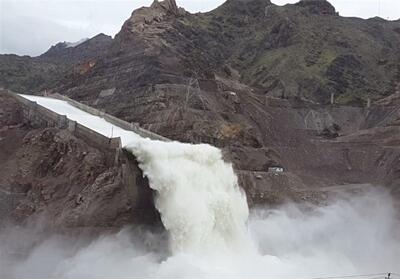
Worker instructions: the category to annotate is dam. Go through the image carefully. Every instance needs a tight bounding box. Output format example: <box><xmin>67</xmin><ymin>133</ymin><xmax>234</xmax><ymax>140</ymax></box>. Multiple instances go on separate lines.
<box><xmin>4</xmin><ymin>91</ymin><xmax>249</xmax><ymax>255</ymax></box>
<box><xmin>0</xmin><ymin>90</ymin><xmax>399</xmax><ymax>278</ymax></box>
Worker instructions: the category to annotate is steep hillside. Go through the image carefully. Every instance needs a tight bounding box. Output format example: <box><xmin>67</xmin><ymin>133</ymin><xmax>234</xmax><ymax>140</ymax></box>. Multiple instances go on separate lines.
<box><xmin>0</xmin><ymin>34</ymin><xmax>113</xmax><ymax>93</ymax></box>
<box><xmin>39</xmin><ymin>33</ymin><xmax>112</xmax><ymax>65</ymax></box>
<box><xmin>207</xmin><ymin>0</ymin><xmax>400</xmax><ymax>105</ymax></box>
<box><xmin>0</xmin><ymin>54</ymin><xmax>63</xmax><ymax>94</ymax></box>
<box><xmin>54</xmin><ymin>0</ymin><xmax>400</xmax><ymax>106</ymax></box>
<box><xmin>2</xmin><ymin>0</ymin><xmax>399</xmax><ymax>102</ymax></box>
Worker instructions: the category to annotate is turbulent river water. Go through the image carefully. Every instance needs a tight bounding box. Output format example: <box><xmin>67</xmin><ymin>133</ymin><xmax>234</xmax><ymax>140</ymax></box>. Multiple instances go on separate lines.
<box><xmin>1</xmin><ymin>95</ymin><xmax>399</xmax><ymax>279</ymax></box>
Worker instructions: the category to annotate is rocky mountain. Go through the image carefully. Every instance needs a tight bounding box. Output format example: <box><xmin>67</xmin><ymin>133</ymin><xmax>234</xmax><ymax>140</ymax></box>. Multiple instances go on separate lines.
<box><xmin>0</xmin><ymin>54</ymin><xmax>63</xmax><ymax>94</ymax></box>
<box><xmin>2</xmin><ymin>0</ymin><xmax>399</xmax><ymax>102</ymax></box>
<box><xmin>52</xmin><ymin>0</ymin><xmax>400</xmax><ymax>105</ymax></box>
<box><xmin>1</xmin><ymin>0</ymin><xmax>400</xmax><ymax>217</ymax></box>
<box><xmin>0</xmin><ymin>34</ymin><xmax>112</xmax><ymax>94</ymax></box>
<box><xmin>39</xmin><ymin>33</ymin><xmax>112</xmax><ymax>65</ymax></box>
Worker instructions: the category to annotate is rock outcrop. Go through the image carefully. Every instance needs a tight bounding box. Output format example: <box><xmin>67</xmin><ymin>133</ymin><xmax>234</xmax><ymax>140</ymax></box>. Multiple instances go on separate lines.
<box><xmin>151</xmin><ymin>0</ymin><xmax>182</xmax><ymax>16</ymax></box>
<box><xmin>296</xmin><ymin>0</ymin><xmax>337</xmax><ymax>15</ymax></box>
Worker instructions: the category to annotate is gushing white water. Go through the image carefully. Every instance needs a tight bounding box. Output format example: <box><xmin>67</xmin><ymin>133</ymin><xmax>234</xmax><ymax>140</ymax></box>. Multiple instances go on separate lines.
<box><xmin>125</xmin><ymin>139</ymin><xmax>251</xmax><ymax>255</ymax></box>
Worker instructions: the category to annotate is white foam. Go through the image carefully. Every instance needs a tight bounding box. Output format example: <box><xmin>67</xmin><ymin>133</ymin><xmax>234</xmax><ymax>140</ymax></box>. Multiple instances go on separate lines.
<box><xmin>125</xmin><ymin>139</ymin><xmax>251</xmax><ymax>255</ymax></box>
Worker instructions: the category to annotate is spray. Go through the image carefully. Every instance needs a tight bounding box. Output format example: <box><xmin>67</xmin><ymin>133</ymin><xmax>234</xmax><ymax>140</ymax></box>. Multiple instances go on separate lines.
<box><xmin>125</xmin><ymin>139</ymin><xmax>252</xmax><ymax>255</ymax></box>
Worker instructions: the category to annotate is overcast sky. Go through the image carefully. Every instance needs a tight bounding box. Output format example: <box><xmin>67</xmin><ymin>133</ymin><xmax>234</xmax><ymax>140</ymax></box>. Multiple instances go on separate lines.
<box><xmin>0</xmin><ymin>0</ymin><xmax>399</xmax><ymax>57</ymax></box>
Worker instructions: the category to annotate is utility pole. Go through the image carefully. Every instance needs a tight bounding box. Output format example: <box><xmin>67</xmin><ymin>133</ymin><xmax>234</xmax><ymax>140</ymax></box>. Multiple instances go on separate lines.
<box><xmin>184</xmin><ymin>77</ymin><xmax>205</xmax><ymax>111</ymax></box>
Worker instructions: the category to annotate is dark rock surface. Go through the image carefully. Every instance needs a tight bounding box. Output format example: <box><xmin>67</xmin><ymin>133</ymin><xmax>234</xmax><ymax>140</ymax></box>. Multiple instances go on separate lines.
<box><xmin>39</xmin><ymin>33</ymin><xmax>113</xmax><ymax>65</ymax></box>
<box><xmin>0</xmin><ymin>34</ymin><xmax>112</xmax><ymax>94</ymax></box>
<box><xmin>295</xmin><ymin>0</ymin><xmax>337</xmax><ymax>15</ymax></box>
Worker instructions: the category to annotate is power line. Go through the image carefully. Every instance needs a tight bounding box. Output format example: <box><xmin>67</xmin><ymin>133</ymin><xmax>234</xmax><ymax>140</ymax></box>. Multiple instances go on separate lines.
<box><xmin>310</xmin><ymin>273</ymin><xmax>390</xmax><ymax>279</ymax></box>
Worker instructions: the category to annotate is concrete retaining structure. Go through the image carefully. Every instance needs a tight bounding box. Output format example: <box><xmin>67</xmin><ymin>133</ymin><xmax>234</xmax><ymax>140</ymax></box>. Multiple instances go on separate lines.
<box><xmin>9</xmin><ymin>93</ymin><xmax>69</xmax><ymax>129</ymax></box>
<box><xmin>51</xmin><ymin>93</ymin><xmax>169</xmax><ymax>142</ymax></box>
<box><xmin>3</xmin><ymin>91</ymin><xmax>123</xmax><ymax>156</ymax></box>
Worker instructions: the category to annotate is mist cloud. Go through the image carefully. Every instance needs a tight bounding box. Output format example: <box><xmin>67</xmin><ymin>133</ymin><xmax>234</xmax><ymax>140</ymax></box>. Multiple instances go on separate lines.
<box><xmin>1</xmin><ymin>187</ymin><xmax>399</xmax><ymax>279</ymax></box>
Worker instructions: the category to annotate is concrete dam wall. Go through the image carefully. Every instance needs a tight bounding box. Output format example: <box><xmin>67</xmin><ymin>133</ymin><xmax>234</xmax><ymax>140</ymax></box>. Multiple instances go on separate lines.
<box><xmin>1</xmin><ymin>89</ymin><xmax>164</xmax><ymax>225</ymax></box>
